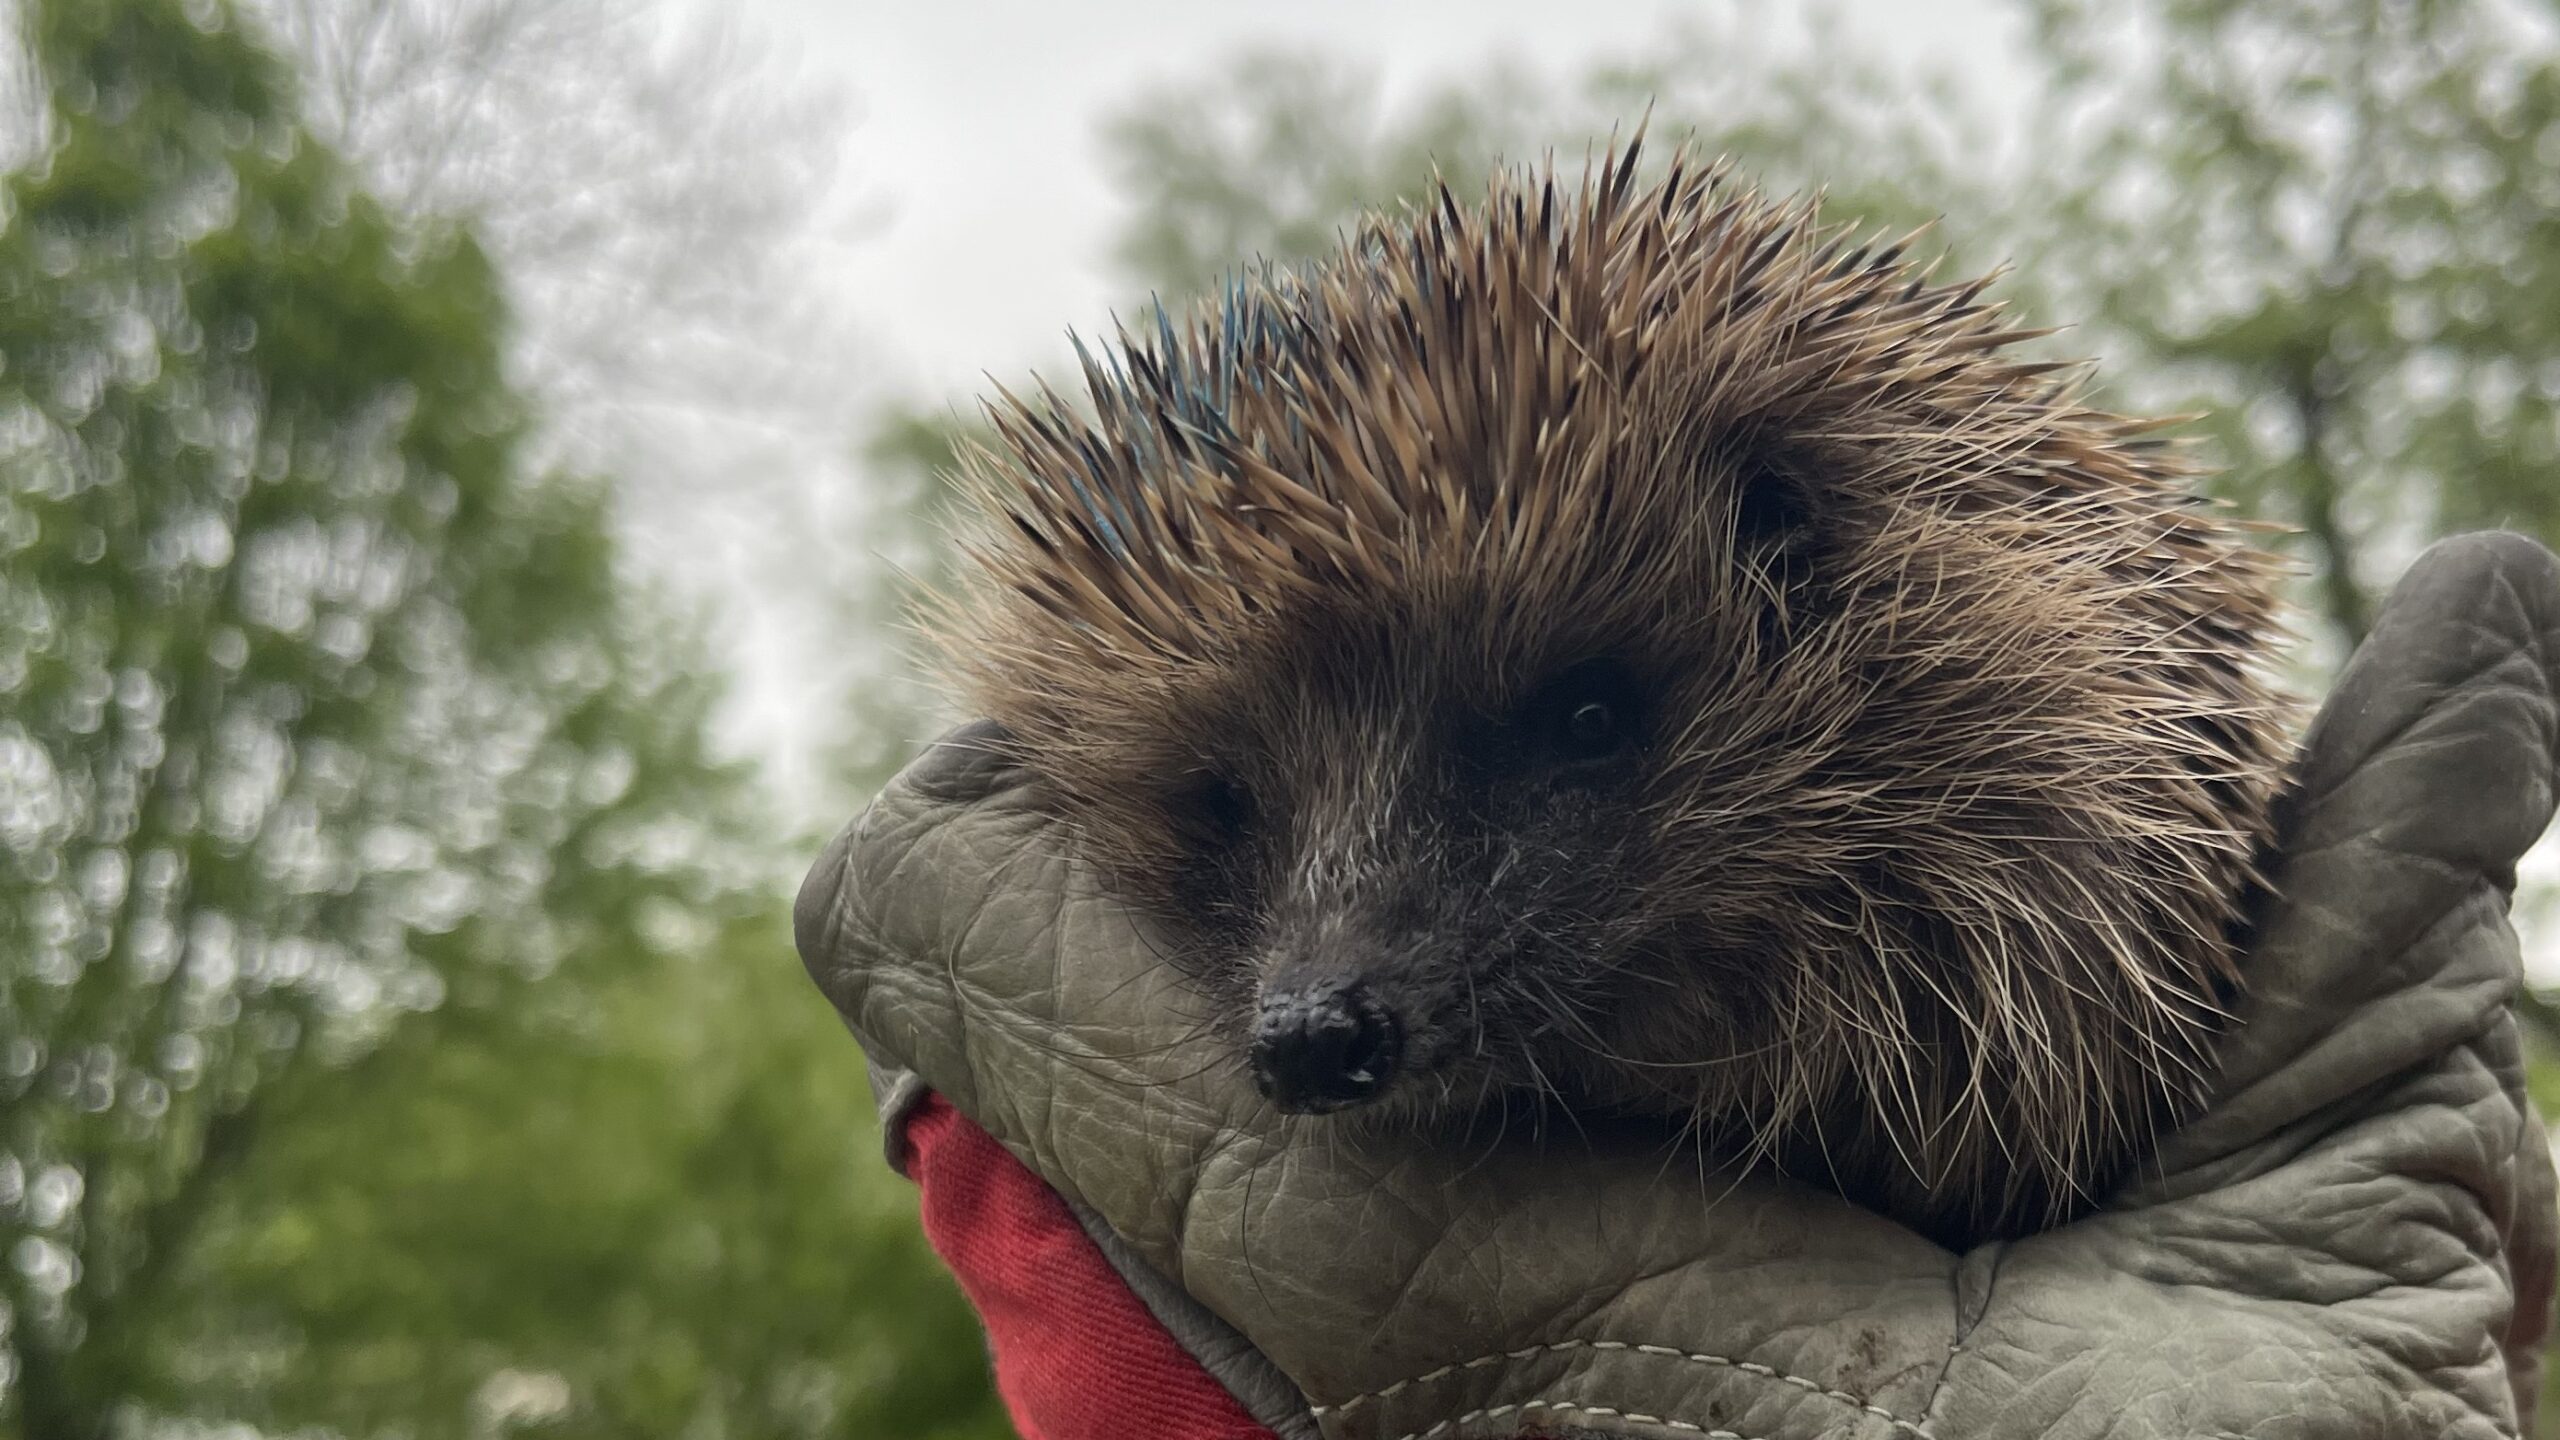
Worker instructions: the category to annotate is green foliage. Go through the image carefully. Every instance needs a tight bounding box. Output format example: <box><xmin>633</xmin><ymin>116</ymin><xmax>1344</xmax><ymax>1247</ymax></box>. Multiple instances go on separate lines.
<box><xmin>1096</xmin><ymin>20</ymin><xmax>2014</xmax><ymax>303</ymax></box>
<box><xmin>1100</xmin><ymin>50</ymin><xmax>1537</xmax><ymax>301</ymax></box>
<box><xmin>1</xmin><ymin>0</ymin><xmax>1004</xmax><ymax>1435</ymax></box>
<box><xmin>134</xmin><ymin>918</ymin><xmax>1006</xmax><ymax>1440</ymax></box>
<box><xmin>827</xmin><ymin>410</ymin><xmax>985</xmax><ymax>799</ymax></box>
<box><xmin>2020</xmin><ymin>0</ymin><xmax>2560</xmax><ymax>658</ymax></box>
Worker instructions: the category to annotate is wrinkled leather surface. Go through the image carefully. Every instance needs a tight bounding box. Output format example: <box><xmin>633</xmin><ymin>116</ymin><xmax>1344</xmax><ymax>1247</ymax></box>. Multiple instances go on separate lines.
<box><xmin>800</xmin><ymin>532</ymin><xmax>2560</xmax><ymax>1439</ymax></box>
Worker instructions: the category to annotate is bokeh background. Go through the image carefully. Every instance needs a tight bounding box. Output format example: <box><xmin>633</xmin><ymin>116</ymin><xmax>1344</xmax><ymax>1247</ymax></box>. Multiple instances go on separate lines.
<box><xmin>6</xmin><ymin>0</ymin><xmax>2560</xmax><ymax>1435</ymax></box>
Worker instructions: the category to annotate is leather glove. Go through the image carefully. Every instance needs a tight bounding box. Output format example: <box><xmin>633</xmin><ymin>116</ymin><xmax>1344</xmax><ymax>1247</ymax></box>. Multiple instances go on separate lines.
<box><xmin>798</xmin><ymin>530</ymin><xmax>2560</xmax><ymax>1439</ymax></box>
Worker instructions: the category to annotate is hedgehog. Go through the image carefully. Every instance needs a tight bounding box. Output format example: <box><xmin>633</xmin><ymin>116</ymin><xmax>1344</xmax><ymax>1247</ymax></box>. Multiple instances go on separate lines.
<box><xmin>922</xmin><ymin>141</ymin><xmax>2292</xmax><ymax>1247</ymax></box>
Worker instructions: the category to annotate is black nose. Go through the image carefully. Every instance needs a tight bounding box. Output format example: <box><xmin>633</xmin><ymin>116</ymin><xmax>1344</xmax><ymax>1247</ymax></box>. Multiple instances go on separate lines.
<box><xmin>1249</xmin><ymin>980</ymin><xmax>1402</xmax><ymax>1113</ymax></box>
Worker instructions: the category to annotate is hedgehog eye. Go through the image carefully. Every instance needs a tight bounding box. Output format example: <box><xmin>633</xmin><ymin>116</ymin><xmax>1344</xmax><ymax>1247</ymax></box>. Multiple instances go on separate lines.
<box><xmin>1563</xmin><ymin>700</ymin><xmax>1619</xmax><ymax>752</ymax></box>
<box><xmin>1524</xmin><ymin>660</ymin><xmax>1645</xmax><ymax>769</ymax></box>
<box><xmin>1177</xmin><ymin>771</ymin><xmax>1255</xmax><ymax>844</ymax></box>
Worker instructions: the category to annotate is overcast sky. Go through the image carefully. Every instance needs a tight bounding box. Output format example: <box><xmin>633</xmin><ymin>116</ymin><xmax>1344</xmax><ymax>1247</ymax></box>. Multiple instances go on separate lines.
<box><xmin>701</xmin><ymin>0</ymin><xmax>2024</xmax><ymax>397</ymax></box>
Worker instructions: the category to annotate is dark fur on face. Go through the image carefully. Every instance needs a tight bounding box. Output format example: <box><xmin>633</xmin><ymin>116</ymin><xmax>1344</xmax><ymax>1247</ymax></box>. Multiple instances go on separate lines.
<box><xmin>928</xmin><ymin>142</ymin><xmax>2292</xmax><ymax>1246</ymax></box>
<box><xmin>1149</xmin><ymin>608</ymin><xmax>1672</xmax><ymax>1127</ymax></box>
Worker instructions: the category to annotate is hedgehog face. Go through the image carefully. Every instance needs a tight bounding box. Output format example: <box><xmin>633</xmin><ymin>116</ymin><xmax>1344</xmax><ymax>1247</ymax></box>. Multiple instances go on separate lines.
<box><xmin>1137</xmin><ymin>644</ymin><xmax>1672</xmax><ymax>1120</ymax></box>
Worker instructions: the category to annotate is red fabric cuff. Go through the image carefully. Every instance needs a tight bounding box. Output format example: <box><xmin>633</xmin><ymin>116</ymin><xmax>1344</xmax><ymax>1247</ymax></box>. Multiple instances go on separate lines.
<box><xmin>903</xmin><ymin>1092</ymin><xmax>1282</xmax><ymax>1440</ymax></box>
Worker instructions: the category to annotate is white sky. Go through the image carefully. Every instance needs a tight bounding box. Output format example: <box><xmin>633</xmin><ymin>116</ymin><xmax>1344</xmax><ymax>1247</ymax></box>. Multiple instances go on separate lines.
<box><xmin>708</xmin><ymin>0</ymin><xmax>2022</xmax><ymax>395</ymax></box>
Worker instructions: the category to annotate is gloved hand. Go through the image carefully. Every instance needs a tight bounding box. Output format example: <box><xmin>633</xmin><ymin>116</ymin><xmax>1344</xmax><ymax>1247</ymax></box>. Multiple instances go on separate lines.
<box><xmin>799</xmin><ymin>531</ymin><xmax>2560</xmax><ymax>1440</ymax></box>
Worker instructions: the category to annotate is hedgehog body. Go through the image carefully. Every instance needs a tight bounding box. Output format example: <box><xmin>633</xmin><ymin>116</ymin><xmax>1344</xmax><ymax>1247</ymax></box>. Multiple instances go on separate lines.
<box><xmin>930</xmin><ymin>145</ymin><xmax>2291</xmax><ymax>1245</ymax></box>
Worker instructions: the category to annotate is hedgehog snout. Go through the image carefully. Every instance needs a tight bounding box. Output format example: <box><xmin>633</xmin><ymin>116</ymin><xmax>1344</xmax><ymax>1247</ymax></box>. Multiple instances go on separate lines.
<box><xmin>1248</xmin><ymin>975</ymin><xmax>1405</xmax><ymax>1114</ymax></box>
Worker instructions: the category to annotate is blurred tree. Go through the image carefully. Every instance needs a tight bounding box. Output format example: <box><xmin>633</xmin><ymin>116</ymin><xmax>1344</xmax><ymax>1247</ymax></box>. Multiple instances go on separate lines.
<box><xmin>824</xmin><ymin>411</ymin><xmax>975</xmax><ymax>798</ymax></box>
<box><xmin>248</xmin><ymin>0</ymin><xmax>880</xmax><ymax>827</ymax></box>
<box><xmin>0</xmin><ymin>1</ymin><xmax>1000</xmax><ymax>1436</ymax></box>
<box><xmin>1098</xmin><ymin>20</ymin><xmax>2011</xmax><ymax>299</ymax></box>
<box><xmin>2022</xmin><ymin>0</ymin><xmax>2560</xmax><ymax>662</ymax></box>
<box><xmin>247</xmin><ymin>0</ymin><xmax>868</xmax><ymax>483</ymax></box>
<box><xmin>129</xmin><ymin>912</ymin><xmax>1006</xmax><ymax>1440</ymax></box>
<box><xmin>1101</xmin><ymin>49</ymin><xmax>1537</xmax><ymax>304</ymax></box>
